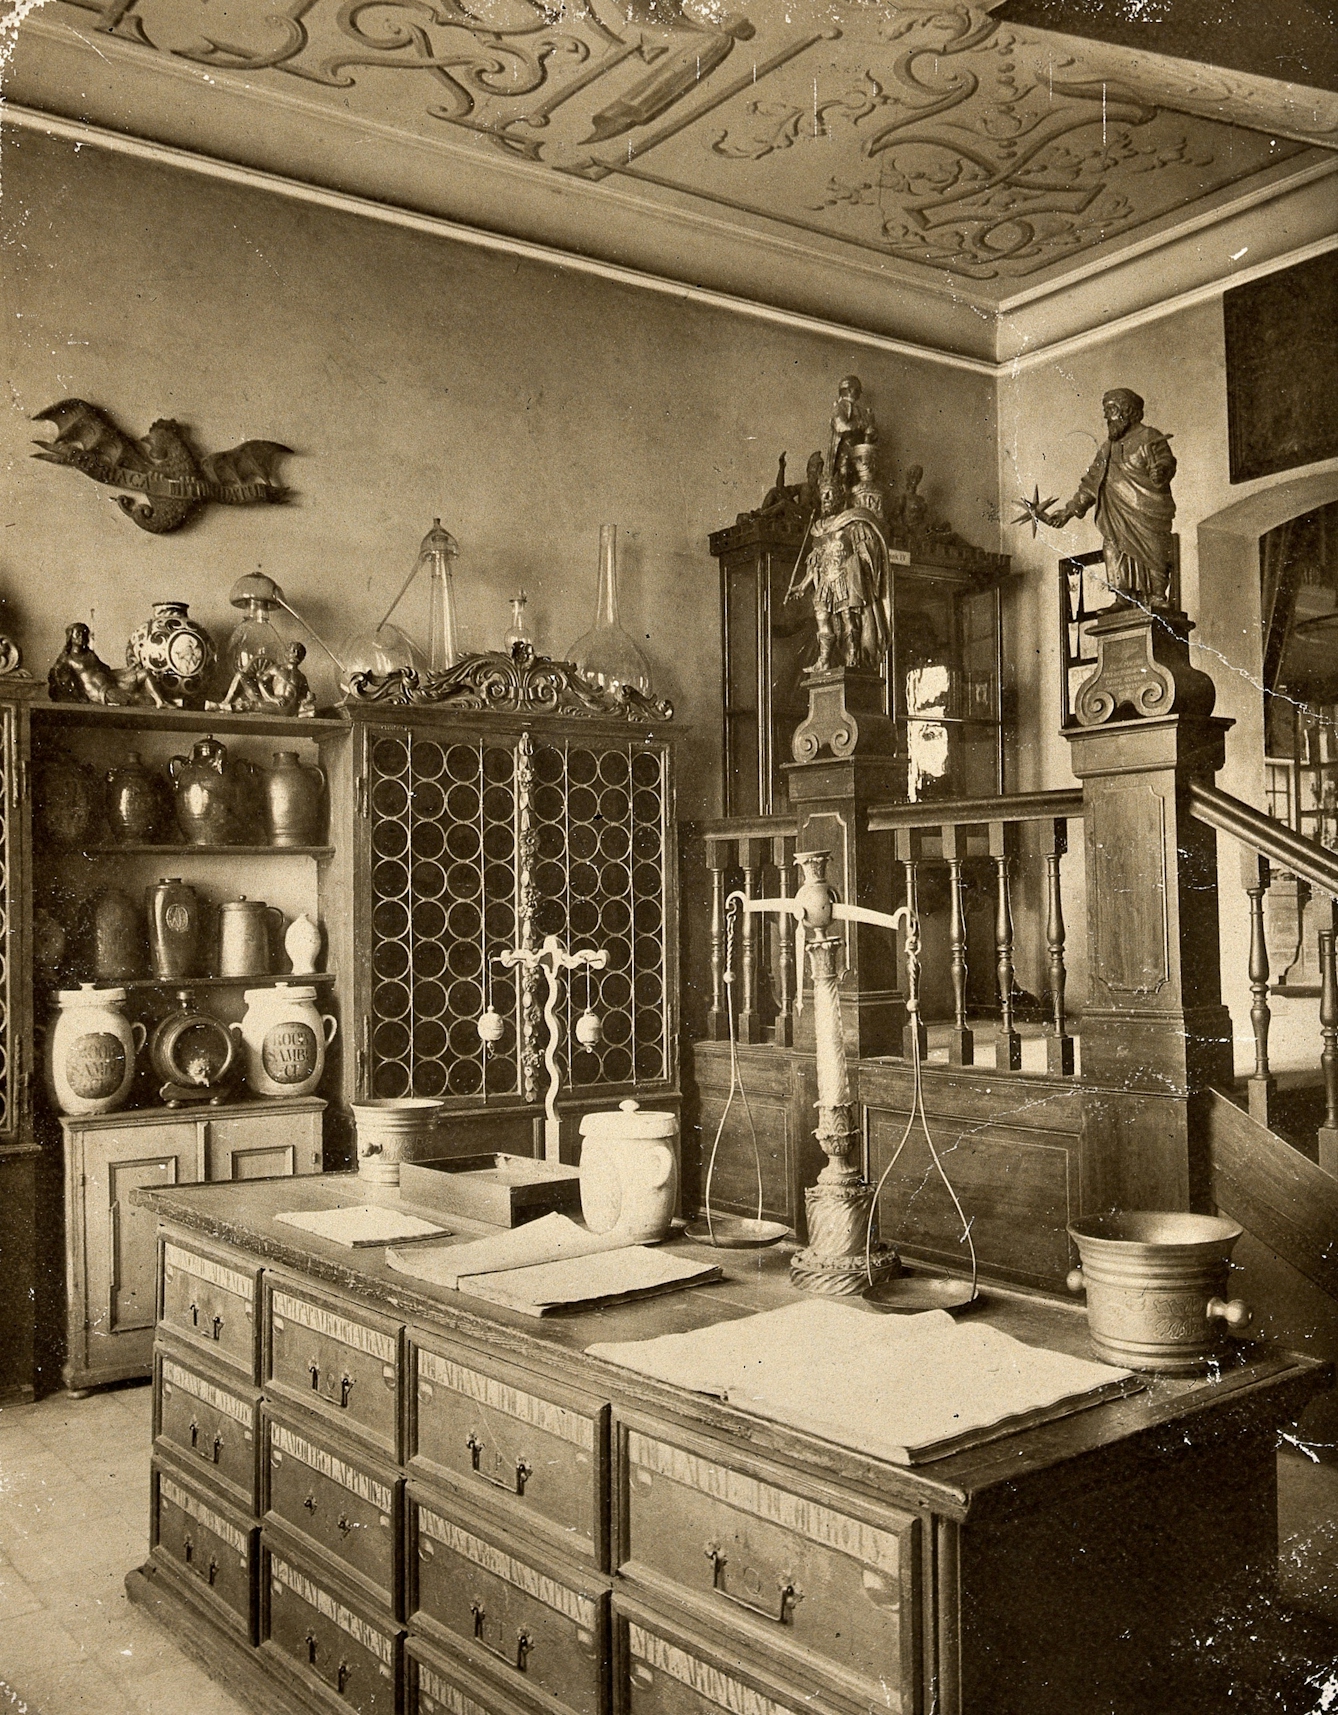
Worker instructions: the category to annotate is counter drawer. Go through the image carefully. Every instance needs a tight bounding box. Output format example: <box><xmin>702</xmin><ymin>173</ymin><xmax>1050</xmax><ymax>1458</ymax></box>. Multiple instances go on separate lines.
<box><xmin>263</xmin><ymin>1407</ymin><xmax>402</xmax><ymax>1612</ymax></box>
<box><xmin>150</xmin><ymin>1460</ymin><xmax>257</xmax><ymax>1642</ymax></box>
<box><xmin>409</xmin><ymin>1632</ymin><xmax>555</xmax><ymax>1715</ymax></box>
<box><xmin>154</xmin><ymin>1347</ymin><xmax>260</xmax><ymax>1513</ymax></box>
<box><xmin>409</xmin><ymin>1487</ymin><xmax>608</xmax><ymax>1715</ymax></box>
<box><xmin>263</xmin><ymin>1534</ymin><xmax>402</xmax><ymax>1715</ymax></box>
<box><xmin>265</xmin><ymin>1279</ymin><xmax>402</xmax><ymax>1459</ymax></box>
<box><xmin>410</xmin><ymin>1335</ymin><xmax>608</xmax><ymax>1566</ymax></box>
<box><xmin>618</xmin><ymin>1420</ymin><xmax>919</xmax><ymax>1715</ymax></box>
<box><xmin>159</xmin><ymin>1240</ymin><xmax>259</xmax><ymax>1379</ymax></box>
<box><xmin>614</xmin><ymin>1599</ymin><xmax>851</xmax><ymax>1715</ymax></box>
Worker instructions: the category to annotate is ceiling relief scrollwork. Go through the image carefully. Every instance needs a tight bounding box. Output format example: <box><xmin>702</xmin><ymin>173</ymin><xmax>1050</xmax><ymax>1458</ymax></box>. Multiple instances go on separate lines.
<box><xmin>54</xmin><ymin>0</ymin><xmax>1305</xmax><ymax>282</ymax></box>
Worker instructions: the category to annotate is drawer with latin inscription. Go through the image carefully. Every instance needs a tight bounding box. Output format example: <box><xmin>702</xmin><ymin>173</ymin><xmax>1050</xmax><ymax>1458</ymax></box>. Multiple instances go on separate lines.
<box><xmin>265</xmin><ymin>1277</ymin><xmax>402</xmax><ymax>1458</ymax></box>
<box><xmin>262</xmin><ymin>1530</ymin><xmax>402</xmax><ymax>1715</ymax></box>
<box><xmin>150</xmin><ymin>1459</ymin><xmax>258</xmax><ymax>1642</ymax></box>
<box><xmin>614</xmin><ymin>1597</ymin><xmax>843</xmax><ymax>1715</ymax></box>
<box><xmin>159</xmin><ymin>1239</ymin><xmax>259</xmax><ymax>1379</ymax></box>
<box><xmin>617</xmin><ymin>1418</ymin><xmax>920</xmax><ymax>1713</ymax></box>
<box><xmin>409</xmin><ymin>1631</ymin><xmax>555</xmax><ymax>1715</ymax></box>
<box><xmin>154</xmin><ymin>1346</ymin><xmax>260</xmax><ymax>1512</ymax></box>
<box><xmin>263</xmin><ymin>1406</ymin><xmax>402</xmax><ymax>1612</ymax></box>
<box><xmin>409</xmin><ymin>1333</ymin><xmax>608</xmax><ymax>1565</ymax></box>
<box><xmin>408</xmin><ymin>1485</ymin><xmax>609</xmax><ymax>1715</ymax></box>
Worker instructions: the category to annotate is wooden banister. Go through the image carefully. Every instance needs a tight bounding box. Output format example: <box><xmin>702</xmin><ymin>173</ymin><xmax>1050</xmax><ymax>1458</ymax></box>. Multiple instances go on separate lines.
<box><xmin>868</xmin><ymin>788</ymin><xmax>1083</xmax><ymax>833</ymax></box>
<box><xmin>1188</xmin><ymin>782</ymin><xmax>1338</xmax><ymax>898</ymax></box>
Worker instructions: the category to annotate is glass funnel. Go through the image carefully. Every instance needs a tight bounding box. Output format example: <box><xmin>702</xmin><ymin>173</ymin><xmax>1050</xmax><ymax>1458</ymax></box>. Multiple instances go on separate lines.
<box><xmin>566</xmin><ymin>525</ymin><xmax>652</xmax><ymax>697</ymax></box>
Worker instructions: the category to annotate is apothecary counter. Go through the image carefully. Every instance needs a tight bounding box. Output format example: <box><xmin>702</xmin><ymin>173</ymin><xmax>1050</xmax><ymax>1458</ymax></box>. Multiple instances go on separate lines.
<box><xmin>128</xmin><ymin>1175</ymin><xmax>1326</xmax><ymax>1715</ymax></box>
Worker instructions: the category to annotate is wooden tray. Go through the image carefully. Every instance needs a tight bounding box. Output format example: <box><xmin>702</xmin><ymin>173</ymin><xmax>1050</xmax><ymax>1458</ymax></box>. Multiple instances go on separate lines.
<box><xmin>399</xmin><ymin>1154</ymin><xmax>582</xmax><ymax>1227</ymax></box>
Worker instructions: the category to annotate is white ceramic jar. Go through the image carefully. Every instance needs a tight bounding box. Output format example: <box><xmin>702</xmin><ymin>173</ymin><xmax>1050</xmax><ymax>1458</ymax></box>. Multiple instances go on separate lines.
<box><xmin>46</xmin><ymin>984</ymin><xmax>146</xmax><ymax>1116</ymax></box>
<box><xmin>233</xmin><ymin>984</ymin><xmax>336</xmax><ymax>1097</ymax></box>
<box><xmin>578</xmin><ymin>1100</ymin><xmax>678</xmax><ymax>1243</ymax></box>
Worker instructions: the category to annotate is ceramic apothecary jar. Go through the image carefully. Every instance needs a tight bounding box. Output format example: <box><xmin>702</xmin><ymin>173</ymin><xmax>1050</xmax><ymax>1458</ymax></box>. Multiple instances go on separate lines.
<box><xmin>233</xmin><ymin>984</ymin><xmax>336</xmax><ymax>1097</ymax></box>
<box><xmin>578</xmin><ymin>1099</ymin><xmax>678</xmax><ymax>1242</ymax></box>
<box><xmin>46</xmin><ymin>984</ymin><xmax>146</xmax><ymax>1116</ymax></box>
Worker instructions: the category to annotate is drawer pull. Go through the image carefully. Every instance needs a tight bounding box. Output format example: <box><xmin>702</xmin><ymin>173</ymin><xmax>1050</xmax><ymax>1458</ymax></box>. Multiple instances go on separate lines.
<box><xmin>337</xmin><ymin>1661</ymin><xmax>352</xmax><ymax>1696</ymax></box>
<box><xmin>211</xmin><ymin>1315</ymin><xmax>224</xmax><ymax>1341</ymax></box>
<box><xmin>339</xmin><ymin>1375</ymin><xmax>355</xmax><ymax>1409</ymax></box>
<box><xmin>190</xmin><ymin>1302</ymin><xmax>199</xmax><ymax>1327</ymax></box>
<box><xmin>189</xmin><ymin>1420</ymin><xmax>199</xmax><ymax>1449</ymax></box>
<box><xmin>466</xmin><ymin>1433</ymin><xmax>532</xmax><ymax>1496</ymax></box>
<box><xmin>304</xmin><ymin>1493</ymin><xmax>318</xmax><ymax>1515</ymax></box>
<box><xmin>184</xmin><ymin>1533</ymin><xmax>194</xmax><ymax>1565</ymax></box>
<box><xmin>206</xmin><ymin>1557</ymin><xmax>219</xmax><ymax>1587</ymax></box>
<box><xmin>470</xmin><ymin>1600</ymin><xmax>533</xmax><ymax>1672</ymax></box>
<box><xmin>704</xmin><ymin>1543</ymin><xmax>800</xmax><ymax>1626</ymax></box>
<box><xmin>191</xmin><ymin>1424</ymin><xmax>223</xmax><ymax>1464</ymax></box>
<box><xmin>309</xmin><ymin>1360</ymin><xmax>321</xmax><ymax>1391</ymax></box>
<box><xmin>307</xmin><ymin>1631</ymin><xmax>319</xmax><ymax>1666</ymax></box>
<box><xmin>337</xmin><ymin>1515</ymin><xmax>354</xmax><ymax>1538</ymax></box>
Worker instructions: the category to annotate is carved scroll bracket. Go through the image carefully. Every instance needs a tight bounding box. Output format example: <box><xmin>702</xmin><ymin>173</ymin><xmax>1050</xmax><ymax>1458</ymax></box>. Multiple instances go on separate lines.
<box><xmin>346</xmin><ymin>644</ymin><xmax>674</xmax><ymax>722</ymax></box>
<box><xmin>792</xmin><ymin>666</ymin><xmax>897</xmax><ymax>761</ymax></box>
<box><xmin>1073</xmin><ymin>604</ymin><xmax>1216</xmax><ymax>729</ymax></box>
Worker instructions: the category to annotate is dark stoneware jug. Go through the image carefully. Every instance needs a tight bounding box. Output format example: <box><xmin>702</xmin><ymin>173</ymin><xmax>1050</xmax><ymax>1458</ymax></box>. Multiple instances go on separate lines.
<box><xmin>263</xmin><ymin>751</ymin><xmax>326</xmax><ymax>847</ymax></box>
<box><xmin>106</xmin><ymin>751</ymin><xmax>166</xmax><ymax>844</ymax></box>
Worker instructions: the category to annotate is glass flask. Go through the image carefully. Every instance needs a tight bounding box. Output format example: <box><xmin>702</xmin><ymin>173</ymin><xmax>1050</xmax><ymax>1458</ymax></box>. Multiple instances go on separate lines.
<box><xmin>337</xmin><ymin>621</ymin><xmax>422</xmax><ymax>691</ymax></box>
<box><xmin>421</xmin><ymin>517</ymin><xmax>462</xmax><ymax>673</ymax></box>
<box><xmin>566</xmin><ymin>525</ymin><xmax>652</xmax><ymax>697</ymax></box>
<box><xmin>224</xmin><ymin>573</ymin><xmax>292</xmax><ymax>687</ymax></box>
<box><xmin>504</xmin><ymin>589</ymin><xmax>534</xmax><ymax>654</ymax></box>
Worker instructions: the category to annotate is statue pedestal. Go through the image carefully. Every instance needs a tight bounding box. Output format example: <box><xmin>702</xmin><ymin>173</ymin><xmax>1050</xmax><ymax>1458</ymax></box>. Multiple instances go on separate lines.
<box><xmin>792</xmin><ymin>666</ymin><xmax>897</xmax><ymax>763</ymax></box>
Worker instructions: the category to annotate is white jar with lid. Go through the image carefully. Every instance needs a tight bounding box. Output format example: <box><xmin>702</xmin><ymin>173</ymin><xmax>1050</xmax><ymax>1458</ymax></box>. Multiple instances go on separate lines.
<box><xmin>578</xmin><ymin>1100</ymin><xmax>678</xmax><ymax>1243</ymax></box>
<box><xmin>233</xmin><ymin>984</ymin><xmax>337</xmax><ymax>1097</ymax></box>
<box><xmin>47</xmin><ymin>984</ymin><xmax>146</xmax><ymax>1116</ymax></box>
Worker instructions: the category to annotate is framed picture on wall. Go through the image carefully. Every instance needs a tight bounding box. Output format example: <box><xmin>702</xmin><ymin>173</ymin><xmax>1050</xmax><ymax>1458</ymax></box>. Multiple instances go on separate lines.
<box><xmin>1224</xmin><ymin>248</ymin><xmax>1338</xmax><ymax>484</ymax></box>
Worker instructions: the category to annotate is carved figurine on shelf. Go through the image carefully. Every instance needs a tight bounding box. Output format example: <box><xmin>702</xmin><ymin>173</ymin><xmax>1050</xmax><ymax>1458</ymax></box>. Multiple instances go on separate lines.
<box><xmin>790</xmin><ymin>479</ymin><xmax>890</xmax><ymax>671</ymax></box>
<box><xmin>829</xmin><ymin>375</ymin><xmax>878</xmax><ymax>491</ymax></box>
<box><xmin>740</xmin><ymin>451</ymin><xmax>824</xmax><ymax>527</ymax></box>
<box><xmin>48</xmin><ymin>622</ymin><xmax>165</xmax><ymax>706</ymax></box>
<box><xmin>216</xmin><ymin>640</ymin><xmax>315</xmax><ymax>717</ymax></box>
<box><xmin>1023</xmin><ymin>387</ymin><xmax>1178</xmax><ymax>609</ymax></box>
<box><xmin>849</xmin><ymin>442</ymin><xmax>889</xmax><ymax>525</ymax></box>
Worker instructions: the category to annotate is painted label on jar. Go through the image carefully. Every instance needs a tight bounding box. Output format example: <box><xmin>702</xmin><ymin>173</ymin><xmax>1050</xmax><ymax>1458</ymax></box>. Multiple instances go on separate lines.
<box><xmin>65</xmin><ymin>1032</ymin><xmax>127</xmax><ymax>1099</ymax></box>
<box><xmin>261</xmin><ymin>1022</ymin><xmax>319</xmax><ymax>1084</ymax></box>
<box><xmin>164</xmin><ymin>904</ymin><xmax>192</xmax><ymax>933</ymax></box>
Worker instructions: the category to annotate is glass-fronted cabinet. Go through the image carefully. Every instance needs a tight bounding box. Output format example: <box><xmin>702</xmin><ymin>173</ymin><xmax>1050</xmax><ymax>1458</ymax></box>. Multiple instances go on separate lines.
<box><xmin>710</xmin><ymin>515</ymin><xmax>1012</xmax><ymax>814</ymax></box>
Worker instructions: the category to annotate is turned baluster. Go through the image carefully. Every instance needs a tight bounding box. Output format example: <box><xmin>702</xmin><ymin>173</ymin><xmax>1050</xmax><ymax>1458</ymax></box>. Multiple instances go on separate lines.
<box><xmin>706</xmin><ymin>839</ymin><xmax>731</xmax><ymax>1041</ymax></box>
<box><xmin>990</xmin><ymin>822</ymin><xmax>1021</xmax><ymax>1072</ymax></box>
<box><xmin>1243</xmin><ymin>851</ymin><xmax>1274</xmax><ymax>1127</ymax></box>
<box><xmin>772</xmin><ymin>833</ymin><xmax>796</xmax><ymax>1048</ymax></box>
<box><xmin>1045</xmin><ymin>820</ymin><xmax>1075</xmax><ymax>1076</ymax></box>
<box><xmin>1318</xmin><ymin>917</ymin><xmax>1338</xmax><ymax>1175</ymax></box>
<box><xmin>943</xmin><ymin>824</ymin><xmax>974</xmax><ymax>1066</ymax></box>
<box><xmin>737</xmin><ymin>837</ymin><xmax>766</xmax><ymax>1044</ymax></box>
<box><xmin>897</xmin><ymin>831</ymin><xmax>928</xmax><ymax>1062</ymax></box>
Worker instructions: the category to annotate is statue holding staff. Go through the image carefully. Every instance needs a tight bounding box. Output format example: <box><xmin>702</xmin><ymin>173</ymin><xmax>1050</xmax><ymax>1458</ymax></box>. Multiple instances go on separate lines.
<box><xmin>789</xmin><ymin>479</ymin><xmax>890</xmax><ymax>670</ymax></box>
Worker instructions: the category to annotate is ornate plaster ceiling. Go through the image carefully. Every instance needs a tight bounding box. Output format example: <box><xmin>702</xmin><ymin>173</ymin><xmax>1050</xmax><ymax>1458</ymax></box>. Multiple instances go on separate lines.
<box><xmin>6</xmin><ymin>0</ymin><xmax>1338</xmax><ymax>357</ymax></box>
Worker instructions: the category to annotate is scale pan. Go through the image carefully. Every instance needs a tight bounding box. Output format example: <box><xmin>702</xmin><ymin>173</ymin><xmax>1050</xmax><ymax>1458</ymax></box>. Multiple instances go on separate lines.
<box><xmin>684</xmin><ymin>1215</ymin><xmax>789</xmax><ymax>1249</ymax></box>
<box><xmin>862</xmin><ymin>1274</ymin><xmax>978</xmax><ymax>1314</ymax></box>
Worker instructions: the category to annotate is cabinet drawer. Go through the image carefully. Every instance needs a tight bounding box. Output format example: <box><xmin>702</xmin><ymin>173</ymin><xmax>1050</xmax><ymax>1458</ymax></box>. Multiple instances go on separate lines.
<box><xmin>266</xmin><ymin>1280</ymin><xmax>401</xmax><ymax>1459</ymax></box>
<box><xmin>159</xmin><ymin>1240</ymin><xmax>259</xmax><ymax>1379</ymax></box>
<box><xmin>615</xmin><ymin>1602</ymin><xmax>832</xmax><ymax>1715</ymax></box>
<box><xmin>619</xmin><ymin>1422</ymin><xmax>919</xmax><ymax>1715</ymax></box>
<box><xmin>151</xmin><ymin>1461</ymin><xmax>257</xmax><ymax>1642</ymax></box>
<box><xmin>263</xmin><ymin>1535</ymin><xmax>401</xmax><ymax>1715</ymax></box>
<box><xmin>409</xmin><ymin>1633</ymin><xmax>554</xmax><ymax>1715</ymax></box>
<box><xmin>409</xmin><ymin>1488</ymin><xmax>608</xmax><ymax>1715</ymax></box>
<box><xmin>264</xmin><ymin>1408</ymin><xmax>402</xmax><ymax>1612</ymax></box>
<box><xmin>155</xmin><ymin>1347</ymin><xmax>260</xmax><ymax>1512</ymax></box>
<box><xmin>411</xmin><ymin>1336</ymin><xmax>608</xmax><ymax>1565</ymax></box>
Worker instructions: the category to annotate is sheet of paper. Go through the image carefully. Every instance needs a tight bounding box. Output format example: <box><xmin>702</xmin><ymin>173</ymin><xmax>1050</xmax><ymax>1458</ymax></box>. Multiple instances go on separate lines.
<box><xmin>383</xmin><ymin>1211</ymin><xmax>627</xmax><ymax>1288</ymax></box>
<box><xmin>273</xmin><ymin>1206</ymin><xmax>451</xmax><ymax>1248</ymax></box>
<box><xmin>587</xmin><ymin>1299</ymin><xmax>1141</xmax><ymax>1464</ymax></box>
<box><xmin>463</xmin><ymin>1247</ymin><xmax>721</xmax><ymax>1316</ymax></box>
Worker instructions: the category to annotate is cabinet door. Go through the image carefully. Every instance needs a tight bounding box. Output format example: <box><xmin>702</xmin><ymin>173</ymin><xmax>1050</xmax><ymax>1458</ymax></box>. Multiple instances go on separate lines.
<box><xmin>205</xmin><ymin>1109</ymin><xmax>323</xmax><ymax>1181</ymax></box>
<box><xmin>0</xmin><ymin>699</ymin><xmax>27</xmax><ymax>1143</ymax></box>
<box><xmin>76</xmin><ymin>1120</ymin><xmax>201</xmax><ymax>1386</ymax></box>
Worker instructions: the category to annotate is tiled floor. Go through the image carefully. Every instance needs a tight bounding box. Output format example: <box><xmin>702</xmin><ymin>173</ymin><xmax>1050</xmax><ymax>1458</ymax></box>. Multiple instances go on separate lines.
<box><xmin>2</xmin><ymin>1385</ymin><xmax>1338</xmax><ymax>1713</ymax></box>
<box><xmin>0</xmin><ymin>1383</ymin><xmax>247</xmax><ymax>1715</ymax></box>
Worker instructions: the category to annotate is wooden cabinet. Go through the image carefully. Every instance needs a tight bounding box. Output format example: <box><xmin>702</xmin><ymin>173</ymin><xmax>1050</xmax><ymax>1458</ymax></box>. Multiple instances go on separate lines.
<box><xmin>128</xmin><ymin>1179</ymin><xmax>1328</xmax><ymax>1715</ymax></box>
<box><xmin>62</xmin><ymin>1101</ymin><xmax>321</xmax><ymax>1392</ymax></box>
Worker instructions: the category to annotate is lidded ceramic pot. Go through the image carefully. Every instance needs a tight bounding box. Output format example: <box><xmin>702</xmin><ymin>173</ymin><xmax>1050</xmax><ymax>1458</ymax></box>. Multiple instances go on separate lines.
<box><xmin>46</xmin><ymin>984</ymin><xmax>146</xmax><ymax>1116</ymax></box>
<box><xmin>105</xmin><ymin>751</ymin><xmax>165</xmax><ymax>844</ymax></box>
<box><xmin>578</xmin><ymin>1099</ymin><xmax>678</xmax><ymax>1243</ymax></box>
<box><xmin>284</xmin><ymin>913</ymin><xmax>322</xmax><ymax>975</ymax></box>
<box><xmin>217</xmin><ymin>897</ymin><xmax>281</xmax><ymax>978</ymax></box>
<box><xmin>233</xmin><ymin>984</ymin><xmax>336</xmax><ymax>1098</ymax></box>
<box><xmin>263</xmin><ymin>752</ymin><xmax>326</xmax><ymax>847</ymax></box>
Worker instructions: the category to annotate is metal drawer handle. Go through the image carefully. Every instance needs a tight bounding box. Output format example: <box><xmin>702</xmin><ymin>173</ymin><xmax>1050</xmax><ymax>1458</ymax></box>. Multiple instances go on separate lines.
<box><xmin>470</xmin><ymin>1600</ymin><xmax>533</xmax><ymax>1672</ymax></box>
<box><xmin>466</xmin><ymin>1433</ymin><xmax>532</xmax><ymax>1496</ymax></box>
<box><xmin>207</xmin><ymin>1558</ymin><xmax>219</xmax><ymax>1587</ymax></box>
<box><xmin>704</xmin><ymin>1544</ymin><xmax>800</xmax><ymax>1626</ymax></box>
<box><xmin>211</xmin><ymin>1315</ymin><xmax>224</xmax><ymax>1341</ymax></box>
<box><xmin>339</xmin><ymin>1375</ymin><xmax>355</xmax><ymax>1409</ymax></box>
<box><xmin>190</xmin><ymin>1302</ymin><xmax>199</xmax><ymax>1327</ymax></box>
<box><xmin>309</xmin><ymin>1360</ymin><xmax>321</xmax><ymax>1391</ymax></box>
<box><xmin>184</xmin><ymin>1533</ymin><xmax>194</xmax><ymax>1564</ymax></box>
<box><xmin>337</xmin><ymin>1661</ymin><xmax>352</xmax><ymax>1696</ymax></box>
<box><xmin>337</xmin><ymin>1515</ymin><xmax>354</xmax><ymax>1538</ymax></box>
<box><xmin>306</xmin><ymin>1631</ymin><xmax>319</xmax><ymax>1666</ymax></box>
<box><xmin>190</xmin><ymin>1420</ymin><xmax>199</xmax><ymax>1449</ymax></box>
<box><xmin>304</xmin><ymin>1494</ymin><xmax>318</xmax><ymax>1515</ymax></box>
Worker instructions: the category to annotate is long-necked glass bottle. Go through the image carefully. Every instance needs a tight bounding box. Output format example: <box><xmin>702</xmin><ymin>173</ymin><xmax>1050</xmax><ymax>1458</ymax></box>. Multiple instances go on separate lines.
<box><xmin>566</xmin><ymin>525</ymin><xmax>652</xmax><ymax>697</ymax></box>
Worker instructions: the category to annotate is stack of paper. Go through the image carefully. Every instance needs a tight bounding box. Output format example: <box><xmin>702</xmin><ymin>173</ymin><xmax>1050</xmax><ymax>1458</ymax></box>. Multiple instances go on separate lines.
<box><xmin>274</xmin><ymin>1206</ymin><xmax>451</xmax><ymax>1248</ymax></box>
<box><xmin>587</xmin><ymin>1299</ymin><xmax>1142</xmax><ymax>1464</ymax></box>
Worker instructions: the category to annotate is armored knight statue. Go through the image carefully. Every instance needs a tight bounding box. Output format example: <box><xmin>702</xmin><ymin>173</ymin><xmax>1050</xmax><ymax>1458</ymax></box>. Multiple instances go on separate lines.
<box><xmin>1033</xmin><ymin>388</ymin><xmax>1178</xmax><ymax>608</ymax></box>
<box><xmin>790</xmin><ymin>478</ymin><xmax>890</xmax><ymax>670</ymax></box>
<box><xmin>829</xmin><ymin>374</ymin><xmax>878</xmax><ymax>492</ymax></box>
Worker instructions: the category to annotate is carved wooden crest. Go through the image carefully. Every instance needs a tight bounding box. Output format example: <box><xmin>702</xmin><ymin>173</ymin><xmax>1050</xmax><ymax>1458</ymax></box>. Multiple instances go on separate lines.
<box><xmin>346</xmin><ymin>643</ymin><xmax>674</xmax><ymax>721</ymax></box>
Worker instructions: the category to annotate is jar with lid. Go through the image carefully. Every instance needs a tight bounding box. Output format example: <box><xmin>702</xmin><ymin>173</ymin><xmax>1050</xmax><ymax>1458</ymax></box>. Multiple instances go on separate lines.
<box><xmin>577</xmin><ymin>1099</ymin><xmax>678</xmax><ymax>1242</ymax></box>
<box><xmin>233</xmin><ymin>984</ymin><xmax>337</xmax><ymax>1097</ymax></box>
<box><xmin>46</xmin><ymin>985</ymin><xmax>146</xmax><ymax>1116</ymax></box>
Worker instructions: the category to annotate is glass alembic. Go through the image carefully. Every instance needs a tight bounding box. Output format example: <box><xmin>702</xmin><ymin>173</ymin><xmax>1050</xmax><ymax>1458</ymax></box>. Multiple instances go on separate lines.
<box><xmin>566</xmin><ymin>524</ymin><xmax>652</xmax><ymax>698</ymax></box>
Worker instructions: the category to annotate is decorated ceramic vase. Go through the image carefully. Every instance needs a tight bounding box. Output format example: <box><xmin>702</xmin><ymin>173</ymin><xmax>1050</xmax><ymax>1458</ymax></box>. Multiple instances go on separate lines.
<box><xmin>263</xmin><ymin>751</ymin><xmax>326</xmax><ymax>847</ymax></box>
<box><xmin>233</xmin><ymin>983</ymin><xmax>336</xmax><ymax>1097</ymax></box>
<box><xmin>105</xmin><ymin>751</ymin><xmax>166</xmax><ymax>844</ymax></box>
<box><xmin>168</xmin><ymin>737</ymin><xmax>259</xmax><ymax>845</ymax></box>
<box><xmin>35</xmin><ymin>750</ymin><xmax>100</xmax><ymax>850</ymax></box>
<box><xmin>127</xmin><ymin>601</ymin><xmax>215</xmax><ymax>706</ymax></box>
<box><xmin>46</xmin><ymin>984</ymin><xmax>146</xmax><ymax>1116</ymax></box>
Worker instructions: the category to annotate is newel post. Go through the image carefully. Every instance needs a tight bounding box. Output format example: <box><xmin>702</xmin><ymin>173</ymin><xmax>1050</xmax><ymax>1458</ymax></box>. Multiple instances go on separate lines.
<box><xmin>1064</xmin><ymin>601</ymin><xmax>1234</xmax><ymax>1213</ymax></box>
